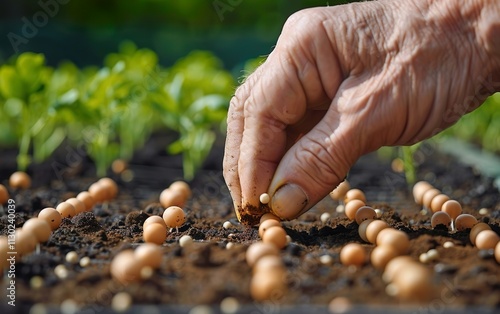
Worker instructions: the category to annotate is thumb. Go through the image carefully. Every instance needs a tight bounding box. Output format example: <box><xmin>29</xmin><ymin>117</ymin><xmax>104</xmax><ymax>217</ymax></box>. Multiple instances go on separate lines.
<box><xmin>268</xmin><ymin>93</ymin><xmax>366</xmax><ymax>220</ymax></box>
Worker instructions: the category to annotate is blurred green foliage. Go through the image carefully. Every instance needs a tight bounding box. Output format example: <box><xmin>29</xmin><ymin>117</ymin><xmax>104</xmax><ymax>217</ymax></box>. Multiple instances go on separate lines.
<box><xmin>0</xmin><ymin>44</ymin><xmax>234</xmax><ymax>179</ymax></box>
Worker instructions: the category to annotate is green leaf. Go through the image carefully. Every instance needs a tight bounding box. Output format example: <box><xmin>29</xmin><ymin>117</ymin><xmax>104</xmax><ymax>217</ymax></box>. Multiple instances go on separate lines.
<box><xmin>0</xmin><ymin>66</ymin><xmax>25</xmax><ymax>99</ymax></box>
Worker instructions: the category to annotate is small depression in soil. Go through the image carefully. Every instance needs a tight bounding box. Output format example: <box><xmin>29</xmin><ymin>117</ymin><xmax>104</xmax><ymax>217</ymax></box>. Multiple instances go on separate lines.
<box><xmin>0</xmin><ymin>141</ymin><xmax>499</xmax><ymax>312</ymax></box>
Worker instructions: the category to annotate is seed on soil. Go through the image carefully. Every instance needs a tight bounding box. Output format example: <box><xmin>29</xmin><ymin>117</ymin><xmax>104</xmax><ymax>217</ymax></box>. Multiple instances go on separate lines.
<box><xmin>76</xmin><ymin>191</ymin><xmax>95</xmax><ymax>212</ymax></box>
<box><xmin>470</xmin><ymin>222</ymin><xmax>492</xmax><ymax>245</ymax></box>
<box><xmin>56</xmin><ymin>202</ymin><xmax>76</xmax><ymax>219</ymax></box>
<box><xmin>159</xmin><ymin>188</ymin><xmax>186</xmax><ymax>208</ymax></box>
<box><xmin>478</xmin><ymin>208</ymin><xmax>489</xmax><ymax>215</ymax></box>
<box><xmin>65</xmin><ymin>251</ymin><xmax>79</xmax><ymax>264</ymax></box>
<box><xmin>169</xmin><ymin>181</ymin><xmax>192</xmax><ymax>200</ymax></box>
<box><xmin>329</xmin><ymin>180</ymin><xmax>350</xmax><ymax>201</ymax></box>
<box><xmin>430</xmin><ymin>194</ymin><xmax>450</xmax><ymax>213</ymax></box>
<box><xmin>344</xmin><ymin>189</ymin><xmax>366</xmax><ymax>204</ymax></box>
<box><xmin>111</xmin><ymin>159</ymin><xmax>128</xmax><ymax>174</ymax></box>
<box><xmin>344</xmin><ymin>199</ymin><xmax>366</xmax><ymax>220</ymax></box>
<box><xmin>259</xmin><ymin>193</ymin><xmax>270</xmax><ymax>204</ymax></box>
<box><xmin>443</xmin><ymin>241</ymin><xmax>455</xmax><ymax>248</ymax></box>
<box><xmin>370</xmin><ymin>245</ymin><xmax>399</xmax><ymax>270</ymax></box>
<box><xmin>412</xmin><ymin>181</ymin><xmax>433</xmax><ymax>205</ymax></box>
<box><xmin>0</xmin><ymin>184</ymin><xmax>9</xmax><ymax>204</ymax></box>
<box><xmin>246</xmin><ymin>242</ymin><xmax>280</xmax><ymax>267</ymax></box>
<box><xmin>320</xmin><ymin>212</ymin><xmax>331</xmax><ymax>223</ymax></box>
<box><xmin>328</xmin><ymin>296</ymin><xmax>353</xmax><ymax>314</ymax></box>
<box><xmin>140</xmin><ymin>266</ymin><xmax>154</xmax><ymax>279</ymax></box>
<box><xmin>355</xmin><ymin>206</ymin><xmax>376</xmax><ymax>224</ymax></box>
<box><xmin>143</xmin><ymin>215</ymin><xmax>166</xmax><ymax>229</ymax></box>
<box><xmin>253</xmin><ymin>255</ymin><xmax>285</xmax><ymax>274</ymax></box>
<box><xmin>383</xmin><ymin>256</ymin><xmax>415</xmax><ymax>283</ymax></box>
<box><xmin>54</xmin><ymin>264</ymin><xmax>69</xmax><ymax>279</ymax></box>
<box><xmin>226</xmin><ymin>242</ymin><xmax>235</xmax><ymax>250</ymax></box>
<box><xmin>22</xmin><ymin>218</ymin><xmax>51</xmax><ymax>243</ymax></box>
<box><xmin>110</xmin><ymin>250</ymin><xmax>142</xmax><ymax>284</ymax></box>
<box><xmin>9</xmin><ymin>171</ymin><xmax>31</xmax><ymax>189</ymax></box>
<box><xmin>426</xmin><ymin>249</ymin><xmax>439</xmax><ymax>261</ymax></box>
<box><xmin>88</xmin><ymin>182</ymin><xmax>108</xmax><ymax>203</ymax></box>
<box><xmin>65</xmin><ymin>197</ymin><xmax>86</xmax><ymax>215</ymax></box>
<box><xmin>366</xmin><ymin>220</ymin><xmax>389</xmax><ymax>244</ymax></box>
<box><xmin>111</xmin><ymin>292</ymin><xmax>133</xmax><ymax>312</ymax></box>
<box><xmin>455</xmin><ymin>214</ymin><xmax>478</xmax><ymax>231</ymax></box>
<box><xmin>30</xmin><ymin>276</ymin><xmax>44</xmax><ymax>289</ymax></box>
<box><xmin>38</xmin><ymin>207</ymin><xmax>62</xmax><ymax>230</ymax></box>
<box><xmin>340</xmin><ymin>243</ymin><xmax>366</xmax><ymax>267</ymax></box>
<box><xmin>374</xmin><ymin>208</ymin><xmax>383</xmax><ymax>218</ymax></box>
<box><xmin>262</xmin><ymin>226</ymin><xmax>287</xmax><ymax>249</ymax></box>
<box><xmin>258</xmin><ymin>219</ymin><xmax>281</xmax><ymax>238</ymax></box>
<box><xmin>259</xmin><ymin>213</ymin><xmax>280</xmax><ymax>224</ymax></box>
<box><xmin>431</xmin><ymin>211</ymin><xmax>451</xmax><ymax>229</ymax></box>
<box><xmin>376</xmin><ymin>228</ymin><xmax>410</xmax><ymax>255</ymax></box>
<box><xmin>391</xmin><ymin>263</ymin><xmax>434</xmax><ymax>302</ymax></box>
<box><xmin>250</xmin><ymin>269</ymin><xmax>286</xmax><ymax>302</ymax></box>
<box><xmin>222</xmin><ymin>221</ymin><xmax>233</xmax><ymax>229</ymax></box>
<box><xmin>135</xmin><ymin>243</ymin><xmax>163</xmax><ymax>269</ymax></box>
<box><xmin>358</xmin><ymin>219</ymin><xmax>374</xmax><ymax>242</ymax></box>
<box><xmin>98</xmin><ymin>177</ymin><xmax>119</xmax><ymax>200</ymax></box>
<box><xmin>422</xmin><ymin>188</ymin><xmax>441</xmax><ymax>209</ymax></box>
<box><xmin>79</xmin><ymin>256</ymin><xmax>91</xmax><ymax>267</ymax></box>
<box><xmin>475</xmin><ymin>230</ymin><xmax>500</xmax><ymax>250</ymax></box>
<box><xmin>143</xmin><ymin>223</ymin><xmax>167</xmax><ymax>245</ymax></box>
<box><xmin>163</xmin><ymin>206</ymin><xmax>186</xmax><ymax>228</ymax></box>
<box><xmin>441</xmin><ymin>200</ymin><xmax>462</xmax><ymax>220</ymax></box>
<box><xmin>15</xmin><ymin>228</ymin><xmax>37</xmax><ymax>256</ymax></box>
<box><xmin>319</xmin><ymin>254</ymin><xmax>334</xmax><ymax>265</ymax></box>
<box><xmin>220</xmin><ymin>296</ymin><xmax>240</xmax><ymax>314</ymax></box>
<box><xmin>179</xmin><ymin>235</ymin><xmax>193</xmax><ymax>247</ymax></box>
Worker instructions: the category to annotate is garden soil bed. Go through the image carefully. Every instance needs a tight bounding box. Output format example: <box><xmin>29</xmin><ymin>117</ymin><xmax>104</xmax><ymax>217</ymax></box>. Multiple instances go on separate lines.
<box><xmin>0</xmin><ymin>135</ymin><xmax>499</xmax><ymax>314</ymax></box>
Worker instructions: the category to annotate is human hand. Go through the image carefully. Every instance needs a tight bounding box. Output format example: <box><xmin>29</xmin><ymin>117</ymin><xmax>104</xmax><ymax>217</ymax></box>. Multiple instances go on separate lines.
<box><xmin>224</xmin><ymin>0</ymin><xmax>500</xmax><ymax>225</ymax></box>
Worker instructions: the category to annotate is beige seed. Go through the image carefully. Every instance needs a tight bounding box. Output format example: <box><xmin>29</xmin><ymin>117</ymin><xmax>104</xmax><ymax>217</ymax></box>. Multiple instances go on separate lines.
<box><xmin>250</xmin><ymin>270</ymin><xmax>286</xmax><ymax>302</ymax></box>
<box><xmin>110</xmin><ymin>250</ymin><xmax>142</xmax><ymax>284</ymax></box>
<box><xmin>430</xmin><ymin>211</ymin><xmax>451</xmax><ymax>229</ymax></box>
<box><xmin>366</xmin><ymin>220</ymin><xmax>389</xmax><ymax>244</ymax></box>
<box><xmin>382</xmin><ymin>256</ymin><xmax>415</xmax><ymax>283</ymax></box>
<box><xmin>358</xmin><ymin>219</ymin><xmax>374</xmax><ymax>242</ymax></box>
<box><xmin>455</xmin><ymin>214</ymin><xmax>478</xmax><ymax>231</ymax></box>
<box><xmin>441</xmin><ymin>200</ymin><xmax>462</xmax><ymax>220</ymax></box>
<box><xmin>259</xmin><ymin>193</ymin><xmax>270</xmax><ymax>204</ymax></box>
<box><xmin>22</xmin><ymin>218</ymin><xmax>51</xmax><ymax>243</ymax></box>
<box><xmin>430</xmin><ymin>194</ymin><xmax>450</xmax><ymax>213</ymax></box>
<box><xmin>56</xmin><ymin>202</ymin><xmax>76</xmax><ymax>219</ymax></box>
<box><xmin>222</xmin><ymin>221</ymin><xmax>233</xmax><ymax>230</ymax></box>
<box><xmin>469</xmin><ymin>222</ymin><xmax>492</xmax><ymax>245</ymax></box>
<box><xmin>169</xmin><ymin>181</ymin><xmax>191</xmax><ymax>200</ymax></box>
<box><xmin>259</xmin><ymin>213</ymin><xmax>280</xmax><ymax>224</ymax></box>
<box><xmin>38</xmin><ymin>207</ymin><xmax>62</xmax><ymax>230</ymax></box>
<box><xmin>179</xmin><ymin>235</ymin><xmax>193</xmax><ymax>247</ymax></box>
<box><xmin>246</xmin><ymin>242</ymin><xmax>280</xmax><ymax>267</ymax></box>
<box><xmin>76</xmin><ymin>191</ymin><xmax>95</xmax><ymax>212</ymax></box>
<box><xmin>54</xmin><ymin>264</ymin><xmax>69</xmax><ymax>279</ymax></box>
<box><xmin>258</xmin><ymin>219</ymin><xmax>281</xmax><ymax>238</ymax></box>
<box><xmin>262</xmin><ymin>226</ymin><xmax>287</xmax><ymax>249</ymax></box>
<box><xmin>65</xmin><ymin>251</ymin><xmax>79</xmax><ymax>264</ymax></box>
<box><xmin>376</xmin><ymin>228</ymin><xmax>410</xmax><ymax>255</ymax></box>
<box><xmin>143</xmin><ymin>215</ymin><xmax>166</xmax><ymax>229</ymax></box>
<box><xmin>9</xmin><ymin>171</ymin><xmax>31</xmax><ymax>189</ymax></box>
<box><xmin>79</xmin><ymin>256</ymin><xmax>91</xmax><ymax>267</ymax></box>
<box><xmin>143</xmin><ymin>223</ymin><xmax>167</xmax><ymax>245</ymax></box>
<box><xmin>336</xmin><ymin>204</ymin><xmax>345</xmax><ymax>214</ymax></box>
<box><xmin>412</xmin><ymin>181</ymin><xmax>433</xmax><ymax>205</ymax></box>
<box><xmin>98</xmin><ymin>177</ymin><xmax>119</xmax><ymax>200</ymax></box>
<box><xmin>111</xmin><ymin>159</ymin><xmax>128</xmax><ymax>174</ymax></box>
<box><xmin>220</xmin><ymin>297</ymin><xmax>240</xmax><ymax>313</ymax></box>
<box><xmin>344</xmin><ymin>199</ymin><xmax>366</xmax><ymax>221</ymax></box>
<box><xmin>355</xmin><ymin>206</ymin><xmax>376</xmax><ymax>224</ymax></box>
<box><xmin>391</xmin><ymin>263</ymin><xmax>434</xmax><ymax>302</ymax></box>
<box><xmin>65</xmin><ymin>198</ymin><xmax>86</xmax><ymax>215</ymax></box>
<box><xmin>374</xmin><ymin>209</ymin><xmax>383</xmax><ymax>218</ymax></box>
<box><xmin>443</xmin><ymin>241</ymin><xmax>455</xmax><ymax>248</ymax></box>
<box><xmin>15</xmin><ymin>228</ymin><xmax>37</xmax><ymax>256</ymax></box>
<box><xmin>111</xmin><ymin>292</ymin><xmax>133</xmax><ymax>312</ymax></box>
<box><xmin>253</xmin><ymin>255</ymin><xmax>285</xmax><ymax>274</ymax></box>
<box><xmin>478</xmin><ymin>208</ymin><xmax>489</xmax><ymax>215</ymax></box>
<box><xmin>135</xmin><ymin>243</ymin><xmax>163</xmax><ymax>269</ymax></box>
<box><xmin>320</xmin><ymin>212</ymin><xmax>331</xmax><ymax>223</ymax></box>
<box><xmin>422</xmin><ymin>188</ymin><xmax>441</xmax><ymax>209</ymax></box>
<box><xmin>329</xmin><ymin>180</ymin><xmax>350</xmax><ymax>201</ymax></box>
<box><xmin>30</xmin><ymin>276</ymin><xmax>44</xmax><ymax>289</ymax></box>
<box><xmin>370</xmin><ymin>244</ymin><xmax>399</xmax><ymax>270</ymax></box>
<box><xmin>340</xmin><ymin>243</ymin><xmax>366</xmax><ymax>267</ymax></box>
<box><xmin>344</xmin><ymin>189</ymin><xmax>366</xmax><ymax>204</ymax></box>
<box><xmin>159</xmin><ymin>188</ymin><xmax>186</xmax><ymax>208</ymax></box>
<box><xmin>426</xmin><ymin>249</ymin><xmax>439</xmax><ymax>261</ymax></box>
<box><xmin>475</xmin><ymin>230</ymin><xmax>500</xmax><ymax>250</ymax></box>
<box><xmin>328</xmin><ymin>296</ymin><xmax>352</xmax><ymax>314</ymax></box>
<box><xmin>88</xmin><ymin>182</ymin><xmax>107</xmax><ymax>203</ymax></box>
<box><xmin>162</xmin><ymin>206</ymin><xmax>186</xmax><ymax>228</ymax></box>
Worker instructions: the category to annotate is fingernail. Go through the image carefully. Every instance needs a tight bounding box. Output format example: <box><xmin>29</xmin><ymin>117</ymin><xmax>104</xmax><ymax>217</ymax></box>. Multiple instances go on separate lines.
<box><xmin>271</xmin><ymin>183</ymin><xmax>308</xmax><ymax>220</ymax></box>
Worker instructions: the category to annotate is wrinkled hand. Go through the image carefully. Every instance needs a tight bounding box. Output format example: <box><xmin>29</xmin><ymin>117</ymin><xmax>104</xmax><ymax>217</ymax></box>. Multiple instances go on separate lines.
<box><xmin>224</xmin><ymin>0</ymin><xmax>500</xmax><ymax>224</ymax></box>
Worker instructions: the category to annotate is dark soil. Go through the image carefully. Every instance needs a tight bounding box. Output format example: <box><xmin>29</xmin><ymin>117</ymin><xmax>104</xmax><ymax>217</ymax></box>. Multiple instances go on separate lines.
<box><xmin>0</xmin><ymin>136</ymin><xmax>499</xmax><ymax>313</ymax></box>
